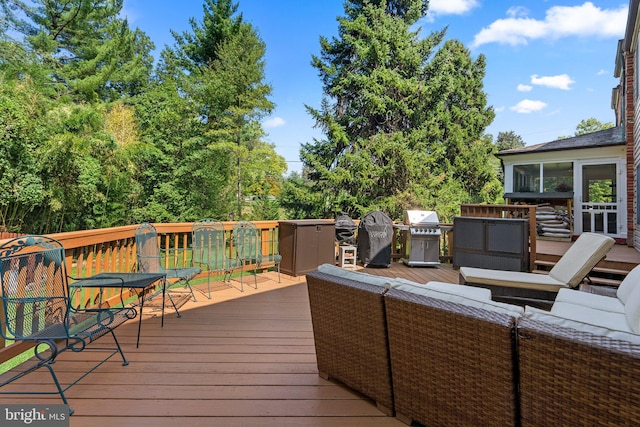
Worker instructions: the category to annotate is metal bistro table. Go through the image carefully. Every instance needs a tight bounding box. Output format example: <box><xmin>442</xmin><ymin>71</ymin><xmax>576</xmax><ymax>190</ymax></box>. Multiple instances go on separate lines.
<box><xmin>68</xmin><ymin>272</ymin><xmax>167</xmax><ymax>347</ymax></box>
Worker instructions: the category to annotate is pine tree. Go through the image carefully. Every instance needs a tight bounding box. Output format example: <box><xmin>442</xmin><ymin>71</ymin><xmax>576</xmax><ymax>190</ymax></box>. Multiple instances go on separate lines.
<box><xmin>291</xmin><ymin>0</ymin><xmax>500</xmax><ymax>221</ymax></box>
<box><xmin>138</xmin><ymin>0</ymin><xmax>284</xmax><ymax>222</ymax></box>
<box><xmin>0</xmin><ymin>0</ymin><xmax>153</xmax><ymax>101</ymax></box>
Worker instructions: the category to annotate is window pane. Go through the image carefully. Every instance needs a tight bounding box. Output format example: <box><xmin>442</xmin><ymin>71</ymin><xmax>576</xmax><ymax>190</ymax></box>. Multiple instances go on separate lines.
<box><xmin>513</xmin><ymin>164</ymin><xmax>540</xmax><ymax>192</ymax></box>
<box><xmin>582</xmin><ymin>164</ymin><xmax>616</xmax><ymax>203</ymax></box>
<box><xmin>543</xmin><ymin>162</ymin><xmax>573</xmax><ymax>192</ymax></box>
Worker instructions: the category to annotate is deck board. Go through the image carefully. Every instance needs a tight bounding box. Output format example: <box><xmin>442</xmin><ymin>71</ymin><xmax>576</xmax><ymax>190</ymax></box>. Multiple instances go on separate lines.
<box><xmin>1</xmin><ymin>270</ymin><xmax>419</xmax><ymax>426</ymax></box>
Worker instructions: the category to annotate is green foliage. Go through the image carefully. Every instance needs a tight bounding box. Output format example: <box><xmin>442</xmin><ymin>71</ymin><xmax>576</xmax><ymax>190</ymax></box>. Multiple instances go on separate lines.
<box><xmin>133</xmin><ymin>0</ymin><xmax>283</xmax><ymax>223</ymax></box>
<box><xmin>1</xmin><ymin>0</ymin><xmax>154</xmax><ymax>101</ymax></box>
<box><xmin>575</xmin><ymin>117</ymin><xmax>614</xmax><ymax>135</ymax></box>
<box><xmin>0</xmin><ymin>77</ymin><xmax>47</xmax><ymax>232</ymax></box>
<box><xmin>1</xmin><ymin>0</ymin><xmax>506</xmax><ymax>232</ymax></box>
<box><xmin>285</xmin><ymin>1</ymin><xmax>501</xmax><ymax>222</ymax></box>
<box><xmin>495</xmin><ymin>130</ymin><xmax>525</xmax><ymax>151</ymax></box>
<box><xmin>557</xmin><ymin>117</ymin><xmax>615</xmax><ymax>140</ymax></box>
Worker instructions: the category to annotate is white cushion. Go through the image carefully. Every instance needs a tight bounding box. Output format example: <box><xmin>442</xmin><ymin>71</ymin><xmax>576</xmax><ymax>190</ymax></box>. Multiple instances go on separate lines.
<box><xmin>425</xmin><ymin>281</ymin><xmax>492</xmax><ymax>300</ymax></box>
<box><xmin>524</xmin><ymin>306</ymin><xmax>640</xmax><ymax>344</ymax></box>
<box><xmin>554</xmin><ymin>288</ymin><xmax>625</xmax><ymax>314</ymax></box>
<box><xmin>389</xmin><ymin>278</ymin><xmax>492</xmax><ymax>300</ymax></box>
<box><xmin>551</xmin><ymin>301</ymin><xmax>631</xmax><ymax>333</ymax></box>
<box><xmin>548</xmin><ymin>233</ymin><xmax>615</xmax><ymax>287</ymax></box>
<box><xmin>623</xmin><ymin>284</ymin><xmax>640</xmax><ymax>334</ymax></box>
<box><xmin>460</xmin><ymin>266</ymin><xmax>567</xmax><ymax>291</ymax></box>
<box><xmin>617</xmin><ymin>264</ymin><xmax>640</xmax><ymax>304</ymax></box>
<box><xmin>390</xmin><ymin>279</ymin><xmax>523</xmax><ymax>317</ymax></box>
<box><xmin>316</xmin><ymin>263</ymin><xmax>392</xmax><ymax>288</ymax></box>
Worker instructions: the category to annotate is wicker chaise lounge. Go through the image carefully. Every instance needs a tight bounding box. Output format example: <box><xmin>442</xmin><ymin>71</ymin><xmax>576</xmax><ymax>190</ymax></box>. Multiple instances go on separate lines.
<box><xmin>459</xmin><ymin>232</ymin><xmax>615</xmax><ymax>307</ymax></box>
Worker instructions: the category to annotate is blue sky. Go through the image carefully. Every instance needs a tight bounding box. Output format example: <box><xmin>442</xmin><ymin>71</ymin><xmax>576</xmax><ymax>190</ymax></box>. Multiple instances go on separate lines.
<box><xmin>123</xmin><ymin>1</ymin><xmax>628</xmax><ymax>174</ymax></box>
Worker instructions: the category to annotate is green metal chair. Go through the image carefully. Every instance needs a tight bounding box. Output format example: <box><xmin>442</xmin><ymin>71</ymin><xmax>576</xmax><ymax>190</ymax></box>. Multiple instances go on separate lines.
<box><xmin>135</xmin><ymin>222</ymin><xmax>202</xmax><ymax>302</ymax></box>
<box><xmin>192</xmin><ymin>219</ymin><xmax>232</xmax><ymax>298</ymax></box>
<box><xmin>231</xmin><ymin>221</ymin><xmax>281</xmax><ymax>291</ymax></box>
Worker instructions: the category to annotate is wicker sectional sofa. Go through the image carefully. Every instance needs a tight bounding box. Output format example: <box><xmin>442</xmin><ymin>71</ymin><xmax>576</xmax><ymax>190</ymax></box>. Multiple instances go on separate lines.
<box><xmin>306</xmin><ymin>264</ymin><xmax>523</xmax><ymax>426</ymax></box>
<box><xmin>306</xmin><ymin>263</ymin><xmax>640</xmax><ymax>427</ymax></box>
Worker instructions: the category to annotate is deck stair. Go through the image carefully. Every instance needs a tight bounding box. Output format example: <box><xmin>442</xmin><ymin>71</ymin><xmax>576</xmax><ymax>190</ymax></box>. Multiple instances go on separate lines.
<box><xmin>533</xmin><ymin>257</ymin><xmax>632</xmax><ymax>288</ymax></box>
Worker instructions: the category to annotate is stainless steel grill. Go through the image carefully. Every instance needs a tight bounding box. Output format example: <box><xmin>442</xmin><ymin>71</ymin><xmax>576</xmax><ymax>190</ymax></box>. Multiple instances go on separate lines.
<box><xmin>400</xmin><ymin>210</ymin><xmax>441</xmax><ymax>267</ymax></box>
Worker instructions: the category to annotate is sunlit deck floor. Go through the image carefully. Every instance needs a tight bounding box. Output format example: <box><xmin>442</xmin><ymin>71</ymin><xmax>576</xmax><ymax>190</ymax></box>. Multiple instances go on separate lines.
<box><xmin>2</xmin><ymin>265</ymin><xmax>459</xmax><ymax>427</ymax></box>
<box><xmin>4</xmin><ymin>238</ymin><xmax>639</xmax><ymax>426</ymax></box>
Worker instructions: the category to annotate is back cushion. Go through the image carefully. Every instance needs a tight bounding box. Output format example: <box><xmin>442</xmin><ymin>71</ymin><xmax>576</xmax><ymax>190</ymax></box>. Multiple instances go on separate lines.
<box><xmin>624</xmin><ymin>284</ymin><xmax>640</xmax><ymax>334</ymax></box>
<box><xmin>549</xmin><ymin>233</ymin><xmax>614</xmax><ymax>287</ymax></box>
<box><xmin>617</xmin><ymin>264</ymin><xmax>640</xmax><ymax>304</ymax></box>
<box><xmin>316</xmin><ymin>263</ymin><xmax>391</xmax><ymax>287</ymax></box>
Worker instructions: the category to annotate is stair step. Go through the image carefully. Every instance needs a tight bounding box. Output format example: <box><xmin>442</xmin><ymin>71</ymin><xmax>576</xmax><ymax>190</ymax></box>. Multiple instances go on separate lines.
<box><xmin>584</xmin><ymin>276</ymin><xmax>622</xmax><ymax>287</ymax></box>
<box><xmin>532</xmin><ymin>269</ymin><xmax>622</xmax><ymax>287</ymax></box>
<box><xmin>534</xmin><ymin>260</ymin><xmax>629</xmax><ymax>276</ymax></box>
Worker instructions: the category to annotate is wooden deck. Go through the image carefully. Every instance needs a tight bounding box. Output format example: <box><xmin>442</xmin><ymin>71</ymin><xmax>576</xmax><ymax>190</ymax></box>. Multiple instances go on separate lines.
<box><xmin>2</xmin><ymin>239</ymin><xmax>638</xmax><ymax>426</ymax></box>
<box><xmin>3</xmin><ymin>269</ymin><xmax>433</xmax><ymax>427</ymax></box>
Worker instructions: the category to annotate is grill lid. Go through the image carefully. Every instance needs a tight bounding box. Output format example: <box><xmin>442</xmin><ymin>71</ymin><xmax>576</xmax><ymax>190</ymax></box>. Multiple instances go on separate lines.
<box><xmin>404</xmin><ymin>210</ymin><xmax>439</xmax><ymax>226</ymax></box>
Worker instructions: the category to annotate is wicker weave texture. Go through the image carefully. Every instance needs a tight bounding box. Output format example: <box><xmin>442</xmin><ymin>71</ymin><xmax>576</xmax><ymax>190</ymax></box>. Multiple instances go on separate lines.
<box><xmin>385</xmin><ymin>289</ymin><xmax>520</xmax><ymax>427</ymax></box>
<box><xmin>518</xmin><ymin>318</ymin><xmax>640</xmax><ymax>427</ymax></box>
<box><xmin>306</xmin><ymin>271</ymin><xmax>394</xmax><ymax>414</ymax></box>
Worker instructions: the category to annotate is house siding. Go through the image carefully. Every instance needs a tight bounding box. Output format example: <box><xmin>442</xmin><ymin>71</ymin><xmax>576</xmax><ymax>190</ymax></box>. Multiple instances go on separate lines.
<box><xmin>628</xmin><ymin>48</ymin><xmax>638</xmax><ymax>248</ymax></box>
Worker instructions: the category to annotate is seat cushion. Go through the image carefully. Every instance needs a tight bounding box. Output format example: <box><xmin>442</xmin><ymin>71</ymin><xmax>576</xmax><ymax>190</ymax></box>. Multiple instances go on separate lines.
<box><xmin>550</xmin><ymin>301</ymin><xmax>632</xmax><ymax>333</ymax></box>
<box><xmin>460</xmin><ymin>267</ymin><xmax>567</xmax><ymax>291</ymax></box>
<box><xmin>554</xmin><ymin>288</ymin><xmax>625</xmax><ymax>314</ymax></box>
<box><xmin>391</xmin><ymin>279</ymin><xmax>523</xmax><ymax>317</ymax></box>
<box><xmin>525</xmin><ymin>306</ymin><xmax>640</xmax><ymax>344</ymax></box>
<box><xmin>390</xmin><ymin>278</ymin><xmax>492</xmax><ymax>300</ymax></box>
<box><xmin>623</xmin><ymin>284</ymin><xmax>640</xmax><ymax>334</ymax></box>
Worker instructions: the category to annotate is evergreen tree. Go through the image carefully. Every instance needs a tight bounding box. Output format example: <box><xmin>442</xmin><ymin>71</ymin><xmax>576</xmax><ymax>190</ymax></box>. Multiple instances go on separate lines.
<box><xmin>495</xmin><ymin>130</ymin><xmax>525</xmax><ymax>152</ymax></box>
<box><xmin>289</xmin><ymin>0</ymin><xmax>500</xmax><ymax>221</ymax></box>
<box><xmin>137</xmin><ymin>0</ymin><xmax>283</xmax><ymax>222</ymax></box>
<box><xmin>0</xmin><ymin>0</ymin><xmax>154</xmax><ymax>101</ymax></box>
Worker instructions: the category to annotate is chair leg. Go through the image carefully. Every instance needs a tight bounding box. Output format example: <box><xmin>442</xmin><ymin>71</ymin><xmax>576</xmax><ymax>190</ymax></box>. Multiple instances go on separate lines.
<box><xmin>252</xmin><ymin>264</ymin><xmax>258</xmax><ymax>289</ymax></box>
<box><xmin>164</xmin><ymin>284</ymin><xmax>182</xmax><ymax>318</ymax></box>
<box><xmin>186</xmin><ymin>281</ymin><xmax>197</xmax><ymax>302</ymax></box>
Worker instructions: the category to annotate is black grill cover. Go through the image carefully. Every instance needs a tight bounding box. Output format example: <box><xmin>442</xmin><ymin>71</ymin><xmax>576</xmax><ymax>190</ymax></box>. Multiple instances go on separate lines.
<box><xmin>335</xmin><ymin>213</ymin><xmax>357</xmax><ymax>244</ymax></box>
<box><xmin>357</xmin><ymin>210</ymin><xmax>393</xmax><ymax>267</ymax></box>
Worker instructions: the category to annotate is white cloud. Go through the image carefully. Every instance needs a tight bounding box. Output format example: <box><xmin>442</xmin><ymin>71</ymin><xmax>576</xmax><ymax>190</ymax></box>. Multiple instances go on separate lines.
<box><xmin>510</xmin><ymin>99</ymin><xmax>548</xmax><ymax>114</ymax></box>
<box><xmin>494</xmin><ymin>106</ymin><xmax>506</xmax><ymax>113</ymax></box>
<box><xmin>530</xmin><ymin>74</ymin><xmax>575</xmax><ymax>90</ymax></box>
<box><xmin>517</xmin><ymin>84</ymin><xmax>533</xmax><ymax>92</ymax></box>
<box><xmin>472</xmin><ymin>2</ymin><xmax>627</xmax><ymax>47</ymax></box>
<box><xmin>263</xmin><ymin>117</ymin><xmax>286</xmax><ymax>128</ymax></box>
<box><xmin>506</xmin><ymin>6</ymin><xmax>529</xmax><ymax>19</ymax></box>
<box><xmin>429</xmin><ymin>0</ymin><xmax>479</xmax><ymax>15</ymax></box>
<box><xmin>596</xmin><ymin>69</ymin><xmax>608</xmax><ymax>76</ymax></box>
